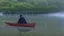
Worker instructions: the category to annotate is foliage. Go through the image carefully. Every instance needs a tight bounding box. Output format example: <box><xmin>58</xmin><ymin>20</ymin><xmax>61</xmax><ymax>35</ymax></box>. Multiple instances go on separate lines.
<box><xmin>0</xmin><ymin>0</ymin><xmax>60</xmax><ymax>14</ymax></box>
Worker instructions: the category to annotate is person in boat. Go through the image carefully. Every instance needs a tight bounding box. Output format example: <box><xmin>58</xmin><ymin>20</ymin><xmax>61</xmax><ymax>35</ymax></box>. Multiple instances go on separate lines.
<box><xmin>18</xmin><ymin>15</ymin><xmax>27</xmax><ymax>24</ymax></box>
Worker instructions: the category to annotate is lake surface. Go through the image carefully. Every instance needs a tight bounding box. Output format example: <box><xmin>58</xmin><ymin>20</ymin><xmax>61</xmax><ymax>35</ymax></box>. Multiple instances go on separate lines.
<box><xmin>0</xmin><ymin>12</ymin><xmax>64</xmax><ymax>36</ymax></box>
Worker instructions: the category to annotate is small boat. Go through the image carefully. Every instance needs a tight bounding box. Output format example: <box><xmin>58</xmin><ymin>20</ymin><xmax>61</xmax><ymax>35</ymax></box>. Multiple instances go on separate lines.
<box><xmin>5</xmin><ymin>22</ymin><xmax>36</xmax><ymax>27</ymax></box>
<box><xmin>5</xmin><ymin>22</ymin><xmax>36</xmax><ymax>36</ymax></box>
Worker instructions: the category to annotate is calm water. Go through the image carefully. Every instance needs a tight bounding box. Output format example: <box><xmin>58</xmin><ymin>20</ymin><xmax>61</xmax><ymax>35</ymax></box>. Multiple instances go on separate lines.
<box><xmin>2</xmin><ymin>12</ymin><xmax>64</xmax><ymax>32</ymax></box>
<box><xmin>0</xmin><ymin>12</ymin><xmax>64</xmax><ymax>36</ymax></box>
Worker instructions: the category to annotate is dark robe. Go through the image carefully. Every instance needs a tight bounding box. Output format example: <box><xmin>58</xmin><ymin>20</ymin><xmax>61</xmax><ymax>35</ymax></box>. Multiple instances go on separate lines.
<box><xmin>18</xmin><ymin>17</ymin><xmax>27</xmax><ymax>24</ymax></box>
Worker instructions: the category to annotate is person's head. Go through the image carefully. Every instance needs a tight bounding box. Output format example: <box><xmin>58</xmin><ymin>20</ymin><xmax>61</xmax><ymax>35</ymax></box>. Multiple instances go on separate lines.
<box><xmin>20</xmin><ymin>15</ymin><xmax>22</xmax><ymax>17</ymax></box>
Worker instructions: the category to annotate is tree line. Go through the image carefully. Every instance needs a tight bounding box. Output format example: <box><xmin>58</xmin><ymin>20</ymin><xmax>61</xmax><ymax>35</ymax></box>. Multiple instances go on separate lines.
<box><xmin>0</xmin><ymin>0</ymin><xmax>63</xmax><ymax>14</ymax></box>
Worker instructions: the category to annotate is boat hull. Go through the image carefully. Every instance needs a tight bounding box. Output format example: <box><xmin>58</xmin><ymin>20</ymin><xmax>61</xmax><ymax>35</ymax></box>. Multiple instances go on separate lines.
<box><xmin>5</xmin><ymin>22</ymin><xmax>36</xmax><ymax>27</ymax></box>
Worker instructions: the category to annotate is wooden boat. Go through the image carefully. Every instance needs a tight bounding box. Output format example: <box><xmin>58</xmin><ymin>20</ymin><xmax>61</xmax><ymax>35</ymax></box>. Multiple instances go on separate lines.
<box><xmin>5</xmin><ymin>22</ymin><xmax>36</xmax><ymax>27</ymax></box>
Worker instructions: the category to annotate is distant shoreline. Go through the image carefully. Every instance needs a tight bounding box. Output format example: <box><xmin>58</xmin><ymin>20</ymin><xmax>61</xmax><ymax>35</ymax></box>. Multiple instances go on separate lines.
<box><xmin>0</xmin><ymin>8</ymin><xmax>63</xmax><ymax>14</ymax></box>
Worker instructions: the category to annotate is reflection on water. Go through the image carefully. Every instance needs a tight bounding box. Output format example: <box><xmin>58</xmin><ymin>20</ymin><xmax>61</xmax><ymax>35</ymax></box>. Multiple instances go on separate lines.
<box><xmin>47</xmin><ymin>12</ymin><xmax>64</xmax><ymax>18</ymax></box>
<box><xmin>2</xmin><ymin>12</ymin><xmax>64</xmax><ymax>32</ymax></box>
<box><xmin>0</xmin><ymin>12</ymin><xmax>64</xmax><ymax>36</ymax></box>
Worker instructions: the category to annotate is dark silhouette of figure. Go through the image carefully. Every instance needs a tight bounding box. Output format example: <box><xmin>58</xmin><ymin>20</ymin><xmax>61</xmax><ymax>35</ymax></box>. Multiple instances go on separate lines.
<box><xmin>18</xmin><ymin>15</ymin><xmax>27</xmax><ymax>24</ymax></box>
